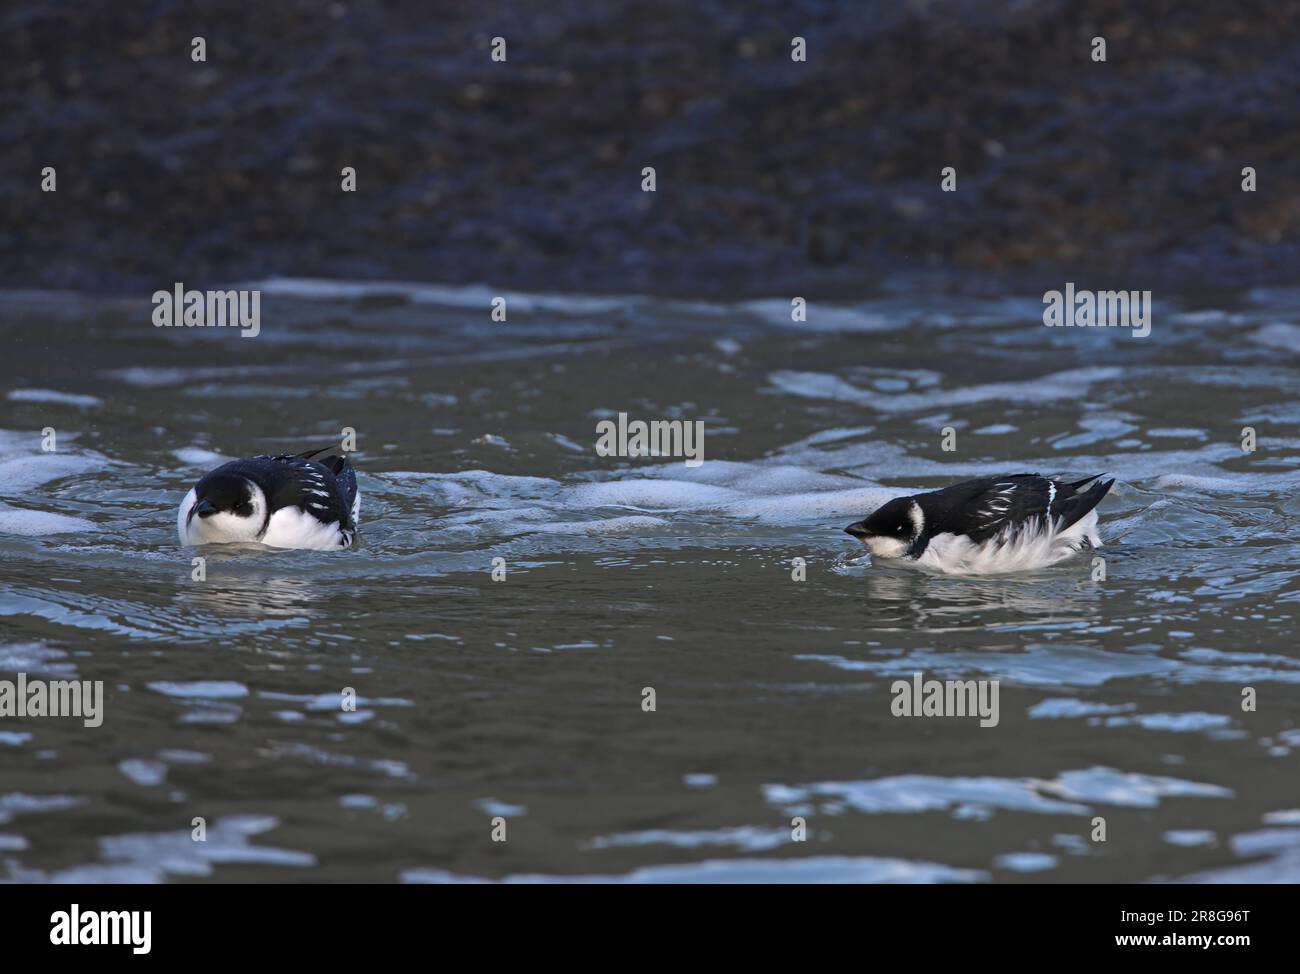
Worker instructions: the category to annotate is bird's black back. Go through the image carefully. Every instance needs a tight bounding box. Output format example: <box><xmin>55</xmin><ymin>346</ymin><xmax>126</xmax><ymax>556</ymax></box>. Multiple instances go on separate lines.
<box><xmin>914</xmin><ymin>473</ymin><xmax>1113</xmax><ymax>545</ymax></box>
<box><xmin>211</xmin><ymin>450</ymin><xmax>358</xmax><ymax>532</ymax></box>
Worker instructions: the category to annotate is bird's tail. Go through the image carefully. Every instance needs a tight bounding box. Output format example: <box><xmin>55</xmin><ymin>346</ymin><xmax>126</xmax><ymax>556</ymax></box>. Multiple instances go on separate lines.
<box><xmin>295</xmin><ymin>444</ymin><xmax>353</xmax><ymax>478</ymax></box>
<box><xmin>296</xmin><ymin>445</ymin><xmax>349</xmax><ymax>471</ymax></box>
<box><xmin>1065</xmin><ymin>473</ymin><xmax>1104</xmax><ymax>490</ymax></box>
<box><xmin>1056</xmin><ymin>477</ymin><xmax>1115</xmax><ymax>532</ymax></box>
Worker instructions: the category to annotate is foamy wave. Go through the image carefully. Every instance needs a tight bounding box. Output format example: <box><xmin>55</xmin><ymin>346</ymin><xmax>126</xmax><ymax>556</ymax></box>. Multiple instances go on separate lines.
<box><xmin>0</xmin><ymin>429</ymin><xmax>105</xmax><ymax>496</ymax></box>
<box><xmin>1154</xmin><ymin>472</ymin><xmax>1300</xmax><ymax>493</ymax></box>
<box><xmin>769</xmin><ymin>367</ymin><xmax>1122</xmax><ymax>412</ymax></box>
<box><xmin>6</xmin><ymin>389</ymin><xmax>102</xmax><ymax>408</ymax></box>
<box><xmin>403</xmin><ymin>855</ymin><xmax>985</xmax><ymax>884</ymax></box>
<box><xmin>1249</xmin><ymin>323</ymin><xmax>1300</xmax><ymax>353</ymax></box>
<box><xmin>533</xmin><ymin>515</ymin><xmax>669</xmax><ymax>535</ymax></box>
<box><xmin>565</xmin><ymin>480</ymin><xmax>745</xmax><ymax>510</ymax></box>
<box><xmin>174</xmin><ymin>447</ymin><xmax>229</xmax><ymax>466</ymax></box>
<box><xmin>740</xmin><ymin>299</ymin><xmax>896</xmax><ymax>333</ymax></box>
<box><xmin>0</xmin><ymin>505</ymin><xmax>96</xmax><ymax>536</ymax></box>
<box><xmin>243</xmin><ymin>277</ymin><xmax>725</xmax><ymax>318</ymax></box>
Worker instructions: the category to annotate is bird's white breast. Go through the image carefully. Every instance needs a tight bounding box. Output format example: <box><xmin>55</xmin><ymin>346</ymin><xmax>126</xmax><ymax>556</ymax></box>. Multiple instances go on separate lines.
<box><xmin>259</xmin><ymin>506</ymin><xmax>351</xmax><ymax>550</ymax></box>
<box><xmin>912</xmin><ymin>511</ymin><xmax>1100</xmax><ymax>575</ymax></box>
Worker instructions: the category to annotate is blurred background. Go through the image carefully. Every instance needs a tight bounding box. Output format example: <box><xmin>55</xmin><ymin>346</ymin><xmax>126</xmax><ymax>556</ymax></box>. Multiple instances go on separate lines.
<box><xmin>3</xmin><ymin>0</ymin><xmax>1298</xmax><ymax>296</ymax></box>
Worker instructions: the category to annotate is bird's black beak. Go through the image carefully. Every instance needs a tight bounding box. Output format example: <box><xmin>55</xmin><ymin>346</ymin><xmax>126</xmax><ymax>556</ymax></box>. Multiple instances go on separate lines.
<box><xmin>194</xmin><ymin>499</ymin><xmax>219</xmax><ymax>519</ymax></box>
<box><xmin>844</xmin><ymin>521</ymin><xmax>869</xmax><ymax>539</ymax></box>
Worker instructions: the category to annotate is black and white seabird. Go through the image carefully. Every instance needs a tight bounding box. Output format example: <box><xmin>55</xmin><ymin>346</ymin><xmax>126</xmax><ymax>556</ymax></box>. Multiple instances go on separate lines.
<box><xmin>844</xmin><ymin>473</ymin><xmax>1114</xmax><ymax>574</ymax></box>
<box><xmin>177</xmin><ymin>447</ymin><xmax>360</xmax><ymax>550</ymax></box>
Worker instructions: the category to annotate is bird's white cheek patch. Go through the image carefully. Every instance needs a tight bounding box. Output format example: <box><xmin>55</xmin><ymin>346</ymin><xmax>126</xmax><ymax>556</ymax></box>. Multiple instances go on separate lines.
<box><xmin>177</xmin><ymin>488</ymin><xmax>198</xmax><ymax>545</ymax></box>
<box><xmin>864</xmin><ymin>536</ymin><xmax>909</xmax><ymax>559</ymax></box>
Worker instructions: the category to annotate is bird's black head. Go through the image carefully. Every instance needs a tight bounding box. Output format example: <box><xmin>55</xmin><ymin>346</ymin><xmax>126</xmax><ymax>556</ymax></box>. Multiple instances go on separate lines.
<box><xmin>844</xmin><ymin>497</ymin><xmax>922</xmax><ymax>558</ymax></box>
<box><xmin>191</xmin><ymin>472</ymin><xmax>256</xmax><ymax>521</ymax></box>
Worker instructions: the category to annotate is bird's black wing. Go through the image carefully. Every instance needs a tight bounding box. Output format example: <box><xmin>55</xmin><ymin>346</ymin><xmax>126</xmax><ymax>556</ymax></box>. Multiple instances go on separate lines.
<box><xmin>921</xmin><ymin>473</ymin><xmax>1113</xmax><ymax>544</ymax></box>
<box><xmin>254</xmin><ymin>453</ymin><xmax>356</xmax><ymax>529</ymax></box>
<box><xmin>920</xmin><ymin>474</ymin><xmax>1052</xmax><ymax>543</ymax></box>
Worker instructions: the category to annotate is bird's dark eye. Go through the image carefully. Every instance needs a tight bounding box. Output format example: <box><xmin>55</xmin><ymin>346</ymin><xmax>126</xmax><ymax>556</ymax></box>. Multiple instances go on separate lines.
<box><xmin>233</xmin><ymin>502</ymin><xmax>253</xmax><ymax>517</ymax></box>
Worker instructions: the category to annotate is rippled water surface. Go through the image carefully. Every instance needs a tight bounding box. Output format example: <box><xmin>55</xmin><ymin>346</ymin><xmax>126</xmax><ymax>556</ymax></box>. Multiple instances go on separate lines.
<box><xmin>2</xmin><ymin>281</ymin><xmax>1299</xmax><ymax>882</ymax></box>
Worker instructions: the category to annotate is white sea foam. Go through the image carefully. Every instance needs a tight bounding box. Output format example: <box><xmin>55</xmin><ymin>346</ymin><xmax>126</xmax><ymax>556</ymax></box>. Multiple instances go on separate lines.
<box><xmin>1249</xmin><ymin>323</ymin><xmax>1300</xmax><ymax>353</ymax></box>
<box><xmin>0</xmin><ymin>505</ymin><xmax>96</xmax><ymax>535</ymax></box>
<box><xmin>775</xmin><ymin>433</ymin><xmax>1298</xmax><ymax>495</ymax></box>
<box><xmin>769</xmin><ymin>366</ymin><xmax>1122</xmax><ymax>412</ymax></box>
<box><xmin>764</xmin><ymin>774</ymin><xmax>1088</xmax><ymax>816</ymax></box>
<box><xmin>0</xmin><ymin>455</ymin><xmax>102</xmax><ymax>495</ymax></box>
<box><xmin>1028</xmin><ymin>699</ymin><xmax>1136</xmax><ymax>719</ymax></box>
<box><xmin>740</xmin><ymin>299</ymin><xmax>896</xmax><ymax>333</ymax></box>
<box><xmin>994</xmin><ymin>852</ymin><xmax>1058</xmax><ymax>873</ymax></box>
<box><xmin>1154</xmin><ymin>472</ymin><xmax>1300</xmax><ymax>493</ymax></box>
<box><xmin>6</xmin><ymin>389</ymin><xmax>102</xmax><ymax>408</ymax></box>
<box><xmin>0</xmin><ymin>643</ymin><xmax>76</xmax><ymax>677</ymax></box>
<box><xmin>587</xmin><ymin>826</ymin><xmax>793</xmax><ymax>852</ymax></box>
<box><xmin>0</xmin><ymin>793</ymin><xmax>82</xmax><ymax>827</ymax></box>
<box><xmin>402</xmin><ymin>855</ymin><xmax>985</xmax><ymax>884</ymax></box>
<box><xmin>565</xmin><ymin>480</ymin><xmax>745</xmax><ymax>510</ymax></box>
<box><xmin>723</xmin><ymin>486</ymin><xmax>901</xmax><ymax>523</ymax></box>
<box><xmin>246</xmin><ymin>277</ymin><xmax>638</xmax><ymax>315</ymax></box>
<box><xmin>174</xmin><ymin>447</ymin><xmax>229</xmax><ymax>466</ymax></box>
<box><xmin>5</xmin><ymin>815</ymin><xmax>315</xmax><ymax>883</ymax></box>
<box><xmin>379</xmin><ymin>441</ymin><xmax>1300</xmax><ymax>546</ymax></box>
<box><xmin>258</xmin><ymin>691</ymin><xmax>411</xmax><ymax>711</ymax></box>
<box><xmin>118</xmin><ymin>760</ymin><xmax>168</xmax><ymax>787</ymax></box>
<box><xmin>765</xmin><ymin>767</ymin><xmax>1230</xmax><ymax>818</ymax></box>
<box><xmin>1147</xmin><ymin>427</ymin><xmax>1207</xmax><ymax>439</ymax></box>
<box><xmin>798</xmin><ymin>644</ymin><xmax>1300</xmax><ymax>688</ymax></box>
<box><xmin>1103</xmin><ymin>712</ymin><xmax>1232</xmax><ymax>733</ymax></box>
<box><xmin>147</xmin><ymin>681</ymin><xmax>249</xmax><ymax>699</ymax></box>
<box><xmin>533</xmin><ymin>515</ymin><xmax>669</xmax><ymax>534</ymax></box>
<box><xmin>1036</xmin><ymin>767</ymin><xmax>1232</xmax><ymax>807</ymax></box>
<box><xmin>380</xmin><ymin>409</ymin><xmax>1296</xmax><ymax>543</ymax></box>
<box><xmin>639</xmin><ymin>460</ymin><xmax>863</xmax><ymax>494</ymax></box>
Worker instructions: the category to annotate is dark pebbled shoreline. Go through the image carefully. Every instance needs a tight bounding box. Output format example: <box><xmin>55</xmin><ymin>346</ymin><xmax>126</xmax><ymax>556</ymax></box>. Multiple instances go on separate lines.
<box><xmin>2</xmin><ymin>0</ymin><xmax>1298</xmax><ymax>298</ymax></box>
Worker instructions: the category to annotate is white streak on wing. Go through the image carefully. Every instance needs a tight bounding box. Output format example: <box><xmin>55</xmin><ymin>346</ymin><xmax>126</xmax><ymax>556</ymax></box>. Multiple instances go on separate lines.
<box><xmin>981</xmin><ymin>482</ymin><xmax>1017</xmax><ymax>522</ymax></box>
<box><xmin>351</xmin><ymin>487</ymin><xmax>362</xmax><ymax>527</ymax></box>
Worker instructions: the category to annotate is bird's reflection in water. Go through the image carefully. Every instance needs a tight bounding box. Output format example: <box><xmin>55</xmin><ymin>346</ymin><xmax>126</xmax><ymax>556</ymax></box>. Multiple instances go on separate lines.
<box><xmin>178</xmin><ymin>574</ymin><xmax>320</xmax><ymax>619</ymax></box>
<box><xmin>855</xmin><ymin>565</ymin><xmax>1103</xmax><ymax>635</ymax></box>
